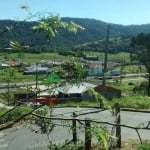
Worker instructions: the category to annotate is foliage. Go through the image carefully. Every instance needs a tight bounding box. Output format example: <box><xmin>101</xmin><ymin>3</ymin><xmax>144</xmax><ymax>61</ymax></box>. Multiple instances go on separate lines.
<box><xmin>33</xmin><ymin>105</ymin><xmax>55</xmax><ymax>146</ymax></box>
<box><xmin>133</xmin><ymin>81</ymin><xmax>148</xmax><ymax>94</ymax></box>
<box><xmin>0</xmin><ymin>107</ymin><xmax>8</xmax><ymax>116</ymax></box>
<box><xmin>137</xmin><ymin>143</ymin><xmax>150</xmax><ymax>150</ymax></box>
<box><xmin>87</xmin><ymin>88</ymin><xmax>104</xmax><ymax>107</ymax></box>
<box><xmin>34</xmin><ymin>106</ymin><xmax>54</xmax><ymax>134</ymax></box>
<box><xmin>48</xmin><ymin>141</ymin><xmax>83</xmax><ymax>150</ymax></box>
<box><xmin>106</xmin><ymin>94</ymin><xmax>150</xmax><ymax>109</ymax></box>
<box><xmin>3</xmin><ymin>67</ymin><xmax>16</xmax><ymax>82</ymax></box>
<box><xmin>0</xmin><ymin>105</ymin><xmax>31</xmax><ymax>123</ymax></box>
<box><xmin>62</xmin><ymin>60</ymin><xmax>88</xmax><ymax>83</ymax></box>
<box><xmin>1</xmin><ymin>18</ymin><xmax>150</xmax><ymax>52</ymax></box>
<box><xmin>131</xmin><ymin>33</ymin><xmax>150</xmax><ymax>96</ymax></box>
<box><xmin>9</xmin><ymin>40</ymin><xmax>29</xmax><ymax>59</ymax></box>
<box><xmin>32</xmin><ymin>15</ymin><xmax>84</xmax><ymax>41</ymax></box>
<box><xmin>0</xmin><ymin>92</ymin><xmax>14</xmax><ymax>104</ymax></box>
<box><xmin>131</xmin><ymin>33</ymin><xmax>150</xmax><ymax>71</ymax></box>
<box><xmin>91</xmin><ymin>123</ymin><xmax>111</xmax><ymax>150</ymax></box>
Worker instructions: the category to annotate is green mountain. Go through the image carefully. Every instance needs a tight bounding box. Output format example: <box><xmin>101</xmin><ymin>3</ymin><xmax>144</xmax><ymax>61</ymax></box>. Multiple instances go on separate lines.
<box><xmin>0</xmin><ymin>17</ymin><xmax>150</xmax><ymax>53</ymax></box>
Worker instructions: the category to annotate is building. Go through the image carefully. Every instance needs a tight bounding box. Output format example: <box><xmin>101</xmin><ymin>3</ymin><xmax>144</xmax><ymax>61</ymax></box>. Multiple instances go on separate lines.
<box><xmin>95</xmin><ymin>85</ymin><xmax>121</xmax><ymax>100</ymax></box>
<box><xmin>57</xmin><ymin>82</ymin><xmax>97</xmax><ymax>102</ymax></box>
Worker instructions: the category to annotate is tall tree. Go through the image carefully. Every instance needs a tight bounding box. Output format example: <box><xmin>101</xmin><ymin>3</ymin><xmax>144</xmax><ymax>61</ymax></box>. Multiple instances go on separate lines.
<box><xmin>131</xmin><ymin>33</ymin><xmax>150</xmax><ymax>96</ymax></box>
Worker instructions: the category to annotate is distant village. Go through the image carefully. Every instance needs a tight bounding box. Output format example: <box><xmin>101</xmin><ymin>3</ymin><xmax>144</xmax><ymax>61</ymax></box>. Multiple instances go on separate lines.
<box><xmin>0</xmin><ymin>55</ymin><xmax>122</xmax><ymax>106</ymax></box>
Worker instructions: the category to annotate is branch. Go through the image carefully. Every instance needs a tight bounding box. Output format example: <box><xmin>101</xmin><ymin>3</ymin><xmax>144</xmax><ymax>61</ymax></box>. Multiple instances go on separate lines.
<box><xmin>135</xmin><ymin>129</ymin><xmax>143</xmax><ymax>144</ymax></box>
<box><xmin>0</xmin><ymin>106</ymin><xmax>42</xmax><ymax>131</ymax></box>
<box><xmin>31</xmin><ymin>112</ymin><xmax>150</xmax><ymax>130</ymax></box>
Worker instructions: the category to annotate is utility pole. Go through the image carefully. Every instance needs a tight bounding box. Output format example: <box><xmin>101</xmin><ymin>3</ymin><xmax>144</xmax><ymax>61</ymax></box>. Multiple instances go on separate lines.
<box><xmin>102</xmin><ymin>24</ymin><xmax>110</xmax><ymax>92</ymax></box>
<box><xmin>35</xmin><ymin>62</ymin><xmax>38</xmax><ymax>104</ymax></box>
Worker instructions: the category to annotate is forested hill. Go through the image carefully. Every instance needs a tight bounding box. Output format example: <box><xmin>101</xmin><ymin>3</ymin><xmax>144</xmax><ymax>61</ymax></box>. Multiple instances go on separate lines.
<box><xmin>0</xmin><ymin>17</ymin><xmax>150</xmax><ymax>53</ymax></box>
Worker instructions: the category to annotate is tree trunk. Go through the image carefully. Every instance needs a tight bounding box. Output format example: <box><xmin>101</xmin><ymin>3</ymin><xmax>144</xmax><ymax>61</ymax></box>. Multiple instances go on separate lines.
<box><xmin>148</xmin><ymin>73</ymin><xmax>150</xmax><ymax>97</ymax></box>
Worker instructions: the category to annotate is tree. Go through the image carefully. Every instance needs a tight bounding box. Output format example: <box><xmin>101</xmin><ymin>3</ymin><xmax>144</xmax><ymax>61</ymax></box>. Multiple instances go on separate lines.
<box><xmin>131</xmin><ymin>33</ymin><xmax>150</xmax><ymax>96</ymax></box>
<box><xmin>9</xmin><ymin>41</ymin><xmax>29</xmax><ymax>60</ymax></box>
<box><xmin>4</xmin><ymin>67</ymin><xmax>16</xmax><ymax>105</ymax></box>
<box><xmin>32</xmin><ymin>15</ymin><xmax>84</xmax><ymax>41</ymax></box>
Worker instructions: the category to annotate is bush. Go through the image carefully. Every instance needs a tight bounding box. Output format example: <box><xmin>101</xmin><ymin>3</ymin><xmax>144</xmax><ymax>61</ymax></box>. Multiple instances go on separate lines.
<box><xmin>0</xmin><ymin>105</ymin><xmax>32</xmax><ymax>123</ymax></box>
<box><xmin>133</xmin><ymin>81</ymin><xmax>148</xmax><ymax>94</ymax></box>
<box><xmin>137</xmin><ymin>143</ymin><xmax>150</xmax><ymax>150</ymax></box>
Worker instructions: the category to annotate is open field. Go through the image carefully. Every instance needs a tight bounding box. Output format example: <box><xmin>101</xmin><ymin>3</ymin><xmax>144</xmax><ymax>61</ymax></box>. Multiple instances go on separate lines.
<box><xmin>0</xmin><ymin>52</ymin><xmax>130</xmax><ymax>63</ymax></box>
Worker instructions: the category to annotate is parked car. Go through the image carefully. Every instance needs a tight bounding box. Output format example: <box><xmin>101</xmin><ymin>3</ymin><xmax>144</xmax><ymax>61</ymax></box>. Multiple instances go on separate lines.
<box><xmin>110</xmin><ymin>69</ymin><xmax>121</xmax><ymax>76</ymax></box>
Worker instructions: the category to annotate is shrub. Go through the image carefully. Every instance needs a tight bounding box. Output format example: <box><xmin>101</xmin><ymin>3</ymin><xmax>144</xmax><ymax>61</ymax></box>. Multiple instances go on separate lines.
<box><xmin>0</xmin><ymin>105</ymin><xmax>32</xmax><ymax>123</ymax></box>
<box><xmin>137</xmin><ymin>143</ymin><xmax>150</xmax><ymax>150</ymax></box>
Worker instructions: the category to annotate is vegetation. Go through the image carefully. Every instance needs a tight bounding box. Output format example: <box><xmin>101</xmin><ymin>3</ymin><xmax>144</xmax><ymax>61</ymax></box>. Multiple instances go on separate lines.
<box><xmin>131</xmin><ymin>33</ymin><xmax>150</xmax><ymax>96</ymax></box>
<box><xmin>1</xmin><ymin>18</ymin><xmax>150</xmax><ymax>53</ymax></box>
<box><xmin>137</xmin><ymin>143</ymin><xmax>150</xmax><ymax>150</ymax></box>
<box><xmin>0</xmin><ymin>5</ymin><xmax>150</xmax><ymax>150</ymax></box>
<box><xmin>0</xmin><ymin>105</ymin><xmax>32</xmax><ymax>124</ymax></box>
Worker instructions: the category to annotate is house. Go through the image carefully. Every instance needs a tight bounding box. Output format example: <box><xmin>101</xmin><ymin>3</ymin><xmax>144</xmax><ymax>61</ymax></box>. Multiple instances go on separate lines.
<box><xmin>30</xmin><ymin>82</ymin><xmax>98</xmax><ymax>103</ymax></box>
<box><xmin>23</xmin><ymin>63</ymin><xmax>52</xmax><ymax>75</ymax></box>
<box><xmin>4</xmin><ymin>59</ymin><xmax>21</xmax><ymax>67</ymax></box>
<box><xmin>86</xmin><ymin>62</ymin><xmax>103</xmax><ymax>76</ymax></box>
<box><xmin>94</xmin><ymin>85</ymin><xmax>121</xmax><ymax>100</ymax></box>
<box><xmin>14</xmin><ymin>93</ymin><xmax>35</xmax><ymax>105</ymax></box>
<box><xmin>15</xmin><ymin>84</ymin><xmax>58</xmax><ymax>105</ymax></box>
<box><xmin>57</xmin><ymin>82</ymin><xmax>97</xmax><ymax>102</ymax></box>
<box><xmin>0</xmin><ymin>63</ymin><xmax>9</xmax><ymax>68</ymax></box>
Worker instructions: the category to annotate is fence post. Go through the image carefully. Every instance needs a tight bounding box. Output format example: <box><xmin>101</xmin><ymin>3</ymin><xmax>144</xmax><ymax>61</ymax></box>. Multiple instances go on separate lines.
<box><xmin>72</xmin><ymin>112</ymin><xmax>77</xmax><ymax>143</ymax></box>
<box><xmin>85</xmin><ymin>118</ymin><xmax>91</xmax><ymax>150</ymax></box>
<box><xmin>115</xmin><ymin>103</ymin><xmax>121</xmax><ymax>148</ymax></box>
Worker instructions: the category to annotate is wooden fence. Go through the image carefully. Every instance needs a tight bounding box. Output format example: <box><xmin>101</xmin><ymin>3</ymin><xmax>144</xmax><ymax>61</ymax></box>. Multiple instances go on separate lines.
<box><xmin>0</xmin><ymin>103</ymin><xmax>150</xmax><ymax>150</ymax></box>
<box><xmin>70</xmin><ymin>103</ymin><xmax>121</xmax><ymax>150</ymax></box>
<box><xmin>31</xmin><ymin>104</ymin><xmax>150</xmax><ymax>150</ymax></box>
<box><xmin>31</xmin><ymin>103</ymin><xmax>122</xmax><ymax>149</ymax></box>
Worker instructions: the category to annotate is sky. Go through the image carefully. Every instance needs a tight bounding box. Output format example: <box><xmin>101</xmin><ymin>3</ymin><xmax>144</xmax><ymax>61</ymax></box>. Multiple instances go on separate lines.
<box><xmin>0</xmin><ymin>0</ymin><xmax>150</xmax><ymax>25</ymax></box>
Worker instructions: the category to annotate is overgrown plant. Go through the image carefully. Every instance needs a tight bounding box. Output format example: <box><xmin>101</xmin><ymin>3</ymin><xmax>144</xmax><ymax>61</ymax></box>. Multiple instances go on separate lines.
<box><xmin>0</xmin><ymin>105</ymin><xmax>31</xmax><ymax>124</ymax></box>
<box><xmin>137</xmin><ymin>143</ymin><xmax>150</xmax><ymax>150</ymax></box>
<box><xmin>87</xmin><ymin>88</ymin><xmax>105</xmax><ymax>108</ymax></box>
<box><xmin>91</xmin><ymin>124</ymin><xmax>110</xmax><ymax>150</ymax></box>
<box><xmin>33</xmin><ymin>106</ymin><xmax>55</xmax><ymax>145</ymax></box>
<box><xmin>4</xmin><ymin>67</ymin><xmax>17</xmax><ymax>105</ymax></box>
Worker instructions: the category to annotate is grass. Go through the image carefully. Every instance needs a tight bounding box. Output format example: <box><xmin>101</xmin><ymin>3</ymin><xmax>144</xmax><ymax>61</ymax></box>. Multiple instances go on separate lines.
<box><xmin>123</xmin><ymin>65</ymin><xmax>146</xmax><ymax>74</ymax></box>
<box><xmin>0</xmin><ymin>107</ymin><xmax>8</xmax><ymax>116</ymax></box>
<box><xmin>0</xmin><ymin>52</ymin><xmax>78</xmax><ymax>63</ymax></box>
<box><xmin>57</xmin><ymin>94</ymin><xmax>150</xmax><ymax>109</ymax></box>
<box><xmin>0</xmin><ymin>52</ymin><xmax>130</xmax><ymax>63</ymax></box>
<box><xmin>121</xmin><ymin>140</ymin><xmax>150</xmax><ymax>150</ymax></box>
<box><xmin>85</xmin><ymin>52</ymin><xmax>130</xmax><ymax>62</ymax></box>
<box><xmin>0</xmin><ymin>68</ymin><xmax>48</xmax><ymax>83</ymax></box>
<box><xmin>105</xmin><ymin>94</ymin><xmax>150</xmax><ymax>109</ymax></box>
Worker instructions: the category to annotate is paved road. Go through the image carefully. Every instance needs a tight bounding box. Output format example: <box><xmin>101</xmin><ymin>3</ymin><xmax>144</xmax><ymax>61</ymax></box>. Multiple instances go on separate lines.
<box><xmin>0</xmin><ymin>73</ymin><xmax>148</xmax><ymax>89</ymax></box>
<box><xmin>0</xmin><ymin>107</ymin><xmax>149</xmax><ymax>150</ymax></box>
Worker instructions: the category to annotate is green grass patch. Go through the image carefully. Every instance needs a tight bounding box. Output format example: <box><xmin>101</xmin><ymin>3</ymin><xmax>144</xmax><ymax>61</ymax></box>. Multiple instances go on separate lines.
<box><xmin>0</xmin><ymin>105</ymin><xmax>32</xmax><ymax>123</ymax></box>
<box><xmin>0</xmin><ymin>52</ymin><xmax>77</xmax><ymax>63</ymax></box>
<box><xmin>137</xmin><ymin>143</ymin><xmax>150</xmax><ymax>150</ymax></box>
<box><xmin>106</xmin><ymin>94</ymin><xmax>150</xmax><ymax>109</ymax></box>
<box><xmin>0</xmin><ymin>68</ymin><xmax>48</xmax><ymax>83</ymax></box>
<box><xmin>0</xmin><ymin>107</ymin><xmax>8</xmax><ymax>116</ymax></box>
<box><xmin>57</xmin><ymin>94</ymin><xmax>150</xmax><ymax>109</ymax></box>
<box><xmin>123</xmin><ymin>65</ymin><xmax>146</xmax><ymax>73</ymax></box>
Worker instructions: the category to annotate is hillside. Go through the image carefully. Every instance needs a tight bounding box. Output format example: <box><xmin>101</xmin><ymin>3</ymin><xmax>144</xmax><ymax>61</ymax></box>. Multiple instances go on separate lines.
<box><xmin>0</xmin><ymin>17</ymin><xmax>150</xmax><ymax>53</ymax></box>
